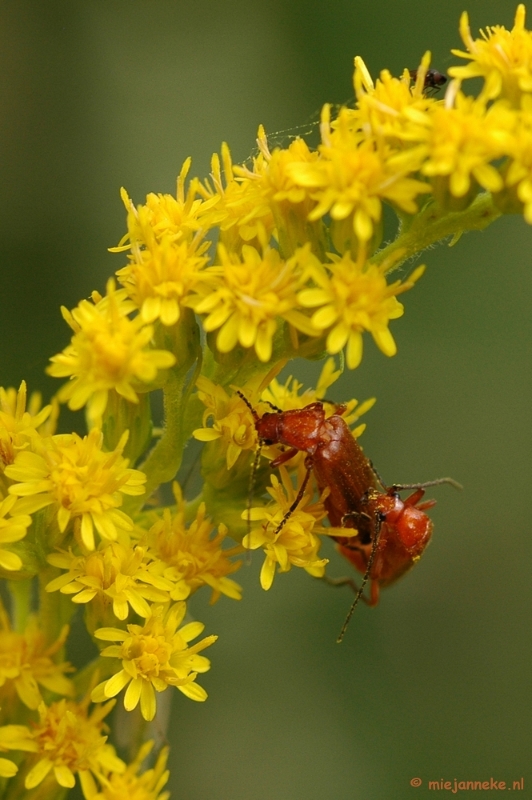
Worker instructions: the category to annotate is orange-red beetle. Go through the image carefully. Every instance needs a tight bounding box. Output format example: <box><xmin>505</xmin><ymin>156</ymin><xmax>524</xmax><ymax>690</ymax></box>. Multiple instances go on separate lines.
<box><xmin>239</xmin><ymin>395</ymin><xmax>457</xmax><ymax>639</ymax></box>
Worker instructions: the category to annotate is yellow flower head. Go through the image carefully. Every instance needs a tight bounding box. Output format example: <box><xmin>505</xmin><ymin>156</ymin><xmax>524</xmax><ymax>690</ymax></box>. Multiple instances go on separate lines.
<box><xmin>0</xmin><ymin>605</ymin><xmax>74</xmax><ymax>712</ymax></box>
<box><xmin>241</xmin><ymin>127</ymin><xmax>320</xmax><ymax>206</ymax></box>
<box><xmin>352</xmin><ymin>54</ymin><xmax>440</xmax><ymax>148</ymax></box>
<box><xmin>196</xmin><ymin>143</ymin><xmax>275</xmax><ymax>251</ymax></box>
<box><xmin>143</xmin><ymin>483</ymin><xmax>242</xmax><ymax>603</ymax></box>
<box><xmin>260</xmin><ymin>357</ymin><xmax>376</xmax><ymax>431</ymax></box>
<box><xmin>47</xmin><ymin>279</ymin><xmax>176</xmax><ymax>425</ymax></box>
<box><xmin>0</xmin><ymin>381</ymin><xmax>52</xmax><ymax>473</ymax></box>
<box><xmin>23</xmin><ymin>698</ymin><xmax>123</xmax><ymax>794</ymax></box>
<box><xmin>421</xmin><ymin>92</ymin><xmax>514</xmax><ymax>199</ymax></box>
<box><xmin>91</xmin><ymin>740</ymin><xmax>170</xmax><ymax>800</ymax></box>
<box><xmin>113</xmin><ymin>159</ymin><xmax>208</xmax><ymax>250</ymax></box>
<box><xmin>46</xmin><ymin>542</ymin><xmax>173</xmax><ymax>621</ymax></box>
<box><xmin>243</xmin><ymin>466</ymin><xmax>328</xmax><ymax>590</ymax></box>
<box><xmin>193</xmin><ymin>377</ymin><xmax>257</xmax><ymax>469</ymax></box>
<box><xmin>91</xmin><ymin>602</ymin><xmax>217</xmax><ymax>721</ymax></box>
<box><xmin>233</xmin><ymin>128</ymin><xmax>326</xmax><ymax>260</ymax></box>
<box><xmin>288</xmin><ymin>104</ymin><xmax>431</xmax><ymax>246</ymax></box>
<box><xmin>116</xmin><ymin>234</ymin><xmax>209</xmax><ymax>327</ymax></box>
<box><xmin>5</xmin><ymin>429</ymin><xmax>146</xmax><ymax>551</ymax></box>
<box><xmin>298</xmin><ymin>250</ymin><xmax>425</xmax><ymax>369</ymax></box>
<box><xmin>189</xmin><ymin>243</ymin><xmax>306</xmax><ymax>363</ymax></box>
<box><xmin>450</xmin><ymin>5</ymin><xmax>532</xmax><ymax>104</ymax></box>
<box><xmin>0</xmin><ymin>494</ymin><xmax>32</xmax><ymax>572</ymax></box>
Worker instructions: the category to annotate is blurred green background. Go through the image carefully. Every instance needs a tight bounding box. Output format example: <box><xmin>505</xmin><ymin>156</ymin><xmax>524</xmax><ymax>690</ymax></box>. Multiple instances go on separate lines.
<box><xmin>1</xmin><ymin>1</ymin><xmax>531</xmax><ymax>798</ymax></box>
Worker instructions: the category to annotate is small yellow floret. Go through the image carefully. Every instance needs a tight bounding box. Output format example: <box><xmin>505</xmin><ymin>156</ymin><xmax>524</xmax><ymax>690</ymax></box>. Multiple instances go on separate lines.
<box><xmin>91</xmin><ymin>602</ymin><xmax>217</xmax><ymax>721</ymax></box>
<box><xmin>0</xmin><ymin>381</ymin><xmax>52</xmax><ymax>471</ymax></box>
<box><xmin>93</xmin><ymin>740</ymin><xmax>170</xmax><ymax>800</ymax></box>
<box><xmin>243</xmin><ymin>466</ymin><xmax>328</xmax><ymax>590</ymax></box>
<box><xmin>0</xmin><ymin>607</ymin><xmax>74</xmax><ymax>710</ymax></box>
<box><xmin>47</xmin><ymin>279</ymin><xmax>176</xmax><ymax>425</ymax></box>
<box><xmin>116</xmin><ymin>232</ymin><xmax>209</xmax><ymax>327</ymax></box>
<box><xmin>196</xmin><ymin>143</ymin><xmax>275</xmax><ymax>251</ymax></box>
<box><xmin>188</xmin><ymin>244</ymin><xmax>307</xmax><ymax>363</ymax></box>
<box><xmin>5</xmin><ymin>429</ymin><xmax>146</xmax><ymax>551</ymax></box>
<box><xmin>46</xmin><ymin>542</ymin><xmax>173</xmax><ymax>621</ymax></box>
<box><xmin>0</xmin><ymin>495</ymin><xmax>32</xmax><ymax>572</ymax></box>
<box><xmin>288</xmin><ymin>104</ymin><xmax>430</xmax><ymax>245</ymax></box>
<box><xmin>0</xmin><ymin>697</ymin><xmax>124</xmax><ymax>793</ymax></box>
<box><xmin>193</xmin><ymin>377</ymin><xmax>257</xmax><ymax>469</ymax></box>
<box><xmin>421</xmin><ymin>93</ymin><xmax>514</xmax><ymax>197</ymax></box>
<box><xmin>450</xmin><ymin>6</ymin><xmax>532</xmax><ymax>104</ymax></box>
<box><xmin>298</xmin><ymin>251</ymin><xmax>424</xmax><ymax>368</ymax></box>
<box><xmin>143</xmin><ymin>482</ymin><xmax>242</xmax><ymax>603</ymax></box>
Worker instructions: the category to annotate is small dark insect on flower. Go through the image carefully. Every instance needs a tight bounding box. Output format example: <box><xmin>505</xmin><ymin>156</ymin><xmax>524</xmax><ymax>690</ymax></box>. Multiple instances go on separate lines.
<box><xmin>409</xmin><ymin>68</ymin><xmax>448</xmax><ymax>96</ymax></box>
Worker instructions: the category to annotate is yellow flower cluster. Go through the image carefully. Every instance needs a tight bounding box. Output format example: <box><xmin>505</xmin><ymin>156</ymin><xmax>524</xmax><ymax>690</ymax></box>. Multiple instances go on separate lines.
<box><xmin>3</xmin><ymin>5</ymin><xmax>532</xmax><ymax>796</ymax></box>
<box><xmin>0</xmin><ymin>378</ymin><xmax>239</xmax><ymax>793</ymax></box>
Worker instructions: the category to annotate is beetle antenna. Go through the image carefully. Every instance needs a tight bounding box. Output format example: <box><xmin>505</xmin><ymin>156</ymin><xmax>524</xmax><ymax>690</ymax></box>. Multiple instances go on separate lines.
<box><xmin>390</xmin><ymin>477</ymin><xmax>462</xmax><ymax>492</ymax></box>
<box><xmin>336</xmin><ymin>512</ymin><xmax>382</xmax><ymax>643</ymax></box>
<box><xmin>236</xmin><ymin>389</ymin><xmax>259</xmax><ymax>422</ymax></box>
<box><xmin>263</xmin><ymin>400</ymin><xmax>283</xmax><ymax>413</ymax></box>
<box><xmin>244</xmin><ymin>442</ymin><xmax>263</xmax><ymax>564</ymax></box>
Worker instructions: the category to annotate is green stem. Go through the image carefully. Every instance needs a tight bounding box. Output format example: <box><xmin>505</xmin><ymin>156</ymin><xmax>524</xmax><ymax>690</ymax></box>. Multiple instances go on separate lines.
<box><xmin>7</xmin><ymin>579</ymin><xmax>32</xmax><ymax>634</ymax></box>
<box><xmin>133</xmin><ymin>352</ymin><xmax>203</xmax><ymax>508</ymax></box>
<box><xmin>38</xmin><ymin>567</ymin><xmax>76</xmax><ymax>644</ymax></box>
<box><xmin>374</xmin><ymin>193</ymin><xmax>502</xmax><ymax>273</ymax></box>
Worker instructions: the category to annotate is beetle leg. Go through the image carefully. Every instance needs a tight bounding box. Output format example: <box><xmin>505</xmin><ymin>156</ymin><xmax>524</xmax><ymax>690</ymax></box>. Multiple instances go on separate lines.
<box><xmin>322</xmin><ymin>574</ymin><xmax>372</xmax><ymax>605</ymax></box>
<box><xmin>272</xmin><ymin>456</ymin><xmax>313</xmax><ymax>537</ymax></box>
<box><xmin>270</xmin><ymin>447</ymin><xmax>300</xmax><ymax>469</ymax></box>
<box><xmin>337</xmin><ymin>508</ymin><xmax>383</xmax><ymax>643</ymax></box>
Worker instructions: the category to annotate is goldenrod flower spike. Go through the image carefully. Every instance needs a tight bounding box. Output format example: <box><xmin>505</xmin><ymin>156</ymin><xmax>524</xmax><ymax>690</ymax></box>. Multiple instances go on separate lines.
<box><xmin>2</xmin><ymin>6</ymin><xmax>532</xmax><ymax>792</ymax></box>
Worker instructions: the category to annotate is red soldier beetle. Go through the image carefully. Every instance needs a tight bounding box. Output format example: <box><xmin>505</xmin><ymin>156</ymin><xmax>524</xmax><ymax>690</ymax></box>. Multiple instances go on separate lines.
<box><xmin>237</xmin><ymin>392</ymin><xmax>460</xmax><ymax>641</ymax></box>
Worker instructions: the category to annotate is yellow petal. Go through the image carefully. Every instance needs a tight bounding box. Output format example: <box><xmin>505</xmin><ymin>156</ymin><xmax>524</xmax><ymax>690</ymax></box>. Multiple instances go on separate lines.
<box><xmin>0</xmin><ymin>758</ymin><xmax>18</xmax><ymax>778</ymax></box>
<box><xmin>124</xmin><ymin>677</ymin><xmax>142</xmax><ymax>711</ymax></box>
<box><xmin>0</xmin><ymin>549</ymin><xmax>22</xmax><ymax>571</ymax></box>
<box><xmin>54</xmin><ymin>765</ymin><xmax>76</xmax><ymax>789</ymax></box>
<box><xmin>26</xmin><ymin>758</ymin><xmax>53</xmax><ymax>790</ymax></box>
<box><xmin>326</xmin><ymin>323</ymin><xmax>349</xmax><ymax>354</ymax></box>
<box><xmin>192</xmin><ymin>427</ymin><xmax>221</xmax><ymax>442</ymax></box>
<box><xmin>255</xmin><ymin>326</ymin><xmax>274</xmax><ymax>362</ymax></box>
<box><xmin>104</xmin><ymin>670</ymin><xmax>131</xmax><ymax>698</ymax></box>
<box><xmin>346</xmin><ymin>331</ymin><xmax>364</xmax><ymax>369</ymax></box>
<box><xmin>140</xmin><ymin>680</ymin><xmax>157</xmax><ymax>721</ymax></box>
<box><xmin>372</xmin><ymin>327</ymin><xmax>397</xmax><ymax>357</ymax></box>
<box><xmin>178</xmin><ymin>681</ymin><xmax>208</xmax><ymax>702</ymax></box>
<box><xmin>312</xmin><ymin>305</ymin><xmax>338</xmax><ymax>330</ymax></box>
<box><xmin>260</xmin><ymin>557</ymin><xmax>276</xmax><ymax>590</ymax></box>
<box><xmin>216</xmin><ymin>316</ymin><xmax>239</xmax><ymax>353</ymax></box>
<box><xmin>238</xmin><ymin>316</ymin><xmax>257</xmax><ymax>349</ymax></box>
